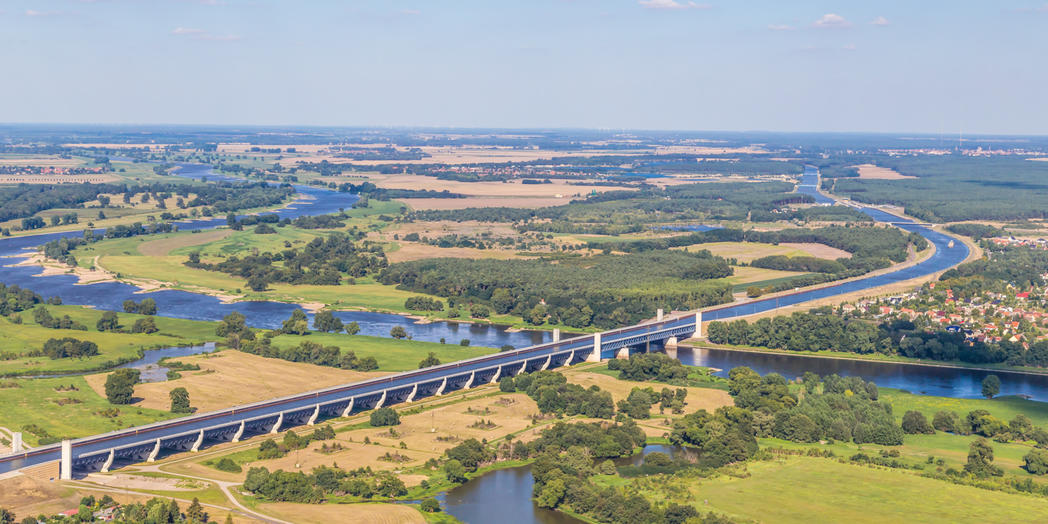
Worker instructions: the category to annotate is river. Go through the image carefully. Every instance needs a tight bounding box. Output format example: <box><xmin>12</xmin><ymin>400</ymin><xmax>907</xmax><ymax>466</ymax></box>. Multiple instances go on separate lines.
<box><xmin>0</xmin><ymin>163</ymin><xmax>552</xmax><ymax>349</ymax></box>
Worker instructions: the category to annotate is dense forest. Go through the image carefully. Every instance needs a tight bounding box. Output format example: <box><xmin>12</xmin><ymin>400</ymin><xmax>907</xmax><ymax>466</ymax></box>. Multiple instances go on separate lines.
<box><xmin>378</xmin><ymin>251</ymin><xmax>734</xmax><ymax>328</ymax></box>
<box><xmin>830</xmin><ymin>156</ymin><xmax>1048</xmax><ymax>222</ymax></box>
<box><xmin>0</xmin><ymin>181</ymin><xmax>293</xmax><ymax>223</ymax></box>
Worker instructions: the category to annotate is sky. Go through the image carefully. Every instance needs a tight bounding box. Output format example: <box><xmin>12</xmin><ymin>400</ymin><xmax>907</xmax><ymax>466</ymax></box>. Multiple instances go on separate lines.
<box><xmin>1</xmin><ymin>0</ymin><xmax>1046</xmax><ymax>134</ymax></box>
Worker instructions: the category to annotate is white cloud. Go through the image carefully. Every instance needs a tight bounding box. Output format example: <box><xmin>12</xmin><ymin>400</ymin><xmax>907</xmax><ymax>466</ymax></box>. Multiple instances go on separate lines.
<box><xmin>171</xmin><ymin>27</ymin><xmax>240</xmax><ymax>41</ymax></box>
<box><xmin>638</xmin><ymin>0</ymin><xmax>711</xmax><ymax>10</ymax></box>
<box><xmin>172</xmin><ymin>27</ymin><xmax>206</xmax><ymax>35</ymax></box>
<box><xmin>812</xmin><ymin>13</ymin><xmax>851</xmax><ymax>28</ymax></box>
<box><xmin>767</xmin><ymin>24</ymin><xmax>794</xmax><ymax>31</ymax></box>
<box><xmin>25</xmin><ymin>9</ymin><xmax>63</xmax><ymax>17</ymax></box>
<box><xmin>871</xmin><ymin>16</ymin><xmax>889</xmax><ymax>26</ymax></box>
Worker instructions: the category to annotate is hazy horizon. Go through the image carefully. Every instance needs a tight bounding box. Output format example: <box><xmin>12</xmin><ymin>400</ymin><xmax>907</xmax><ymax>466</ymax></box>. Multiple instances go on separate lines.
<box><xmin>2</xmin><ymin>0</ymin><xmax>1046</xmax><ymax>135</ymax></box>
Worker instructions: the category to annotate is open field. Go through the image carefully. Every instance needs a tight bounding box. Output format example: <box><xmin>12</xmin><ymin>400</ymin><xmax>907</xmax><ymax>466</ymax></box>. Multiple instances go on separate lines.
<box><xmin>852</xmin><ymin>163</ymin><xmax>916</xmax><ymax>180</ymax></box>
<box><xmin>256</xmin><ymin>502</ymin><xmax>424</xmax><ymax>524</ymax></box>
<box><xmin>560</xmin><ymin>367</ymin><xmax>733</xmax><ymax>414</ymax></box>
<box><xmin>0</xmin><ymin>305</ymin><xmax>219</xmax><ymax>377</ymax></box>
<box><xmin>137</xmin><ymin>229</ymin><xmax>235</xmax><ymax>256</ymax></box>
<box><xmin>402</xmin><ymin>196</ymin><xmax>571</xmax><ymax>210</ymax></box>
<box><xmin>268</xmin><ymin>332</ymin><xmax>494</xmax><ymax>371</ymax></box>
<box><xmin>0</xmin><ymin>376</ymin><xmax>176</xmax><ymax>445</ymax></box>
<box><xmin>84</xmin><ymin>350</ymin><xmax>388</xmax><ymax>413</ymax></box>
<box><xmin>881</xmin><ymin>388</ymin><xmax>1048</xmax><ymax>427</ymax></box>
<box><xmin>685</xmin><ymin>456</ymin><xmax>1048</xmax><ymax>523</ymax></box>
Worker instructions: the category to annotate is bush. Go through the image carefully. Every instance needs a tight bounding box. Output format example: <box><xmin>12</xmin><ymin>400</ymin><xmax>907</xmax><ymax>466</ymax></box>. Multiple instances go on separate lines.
<box><xmin>932</xmin><ymin>410</ymin><xmax>960</xmax><ymax>433</ymax></box>
<box><xmin>901</xmin><ymin>411</ymin><xmax>935</xmax><ymax>434</ymax></box>
<box><xmin>214</xmin><ymin>457</ymin><xmax>242</xmax><ymax>473</ymax></box>
<box><xmin>420</xmin><ymin>498</ymin><xmax>441</xmax><ymax>513</ymax></box>
<box><xmin>370</xmin><ymin>407</ymin><xmax>400</xmax><ymax>427</ymax></box>
<box><xmin>1025</xmin><ymin>449</ymin><xmax>1048</xmax><ymax>475</ymax></box>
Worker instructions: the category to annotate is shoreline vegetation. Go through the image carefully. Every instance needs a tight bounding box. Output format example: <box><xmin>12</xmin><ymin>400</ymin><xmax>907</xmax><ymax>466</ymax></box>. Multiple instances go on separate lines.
<box><xmin>688</xmin><ymin>341</ymin><xmax>1048</xmax><ymax>378</ymax></box>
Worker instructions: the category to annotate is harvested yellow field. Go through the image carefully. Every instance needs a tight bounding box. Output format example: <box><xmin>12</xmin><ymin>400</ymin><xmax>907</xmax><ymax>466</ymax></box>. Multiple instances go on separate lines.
<box><xmin>560</xmin><ymin>369</ymin><xmax>733</xmax><ymax>414</ymax></box>
<box><xmin>852</xmin><ymin>164</ymin><xmax>915</xmax><ymax>180</ymax></box>
<box><xmin>257</xmin><ymin>502</ymin><xmax>424</xmax><ymax>524</ymax></box>
<box><xmin>84</xmin><ymin>351</ymin><xmax>388</xmax><ymax>412</ymax></box>
<box><xmin>137</xmin><ymin>230</ymin><xmax>234</xmax><ymax>257</ymax></box>
<box><xmin>727</xmin><ymin>266</ymin><xmax>809</xmax><ymax>284</ymax></box>
<box><xmin>402</xmin><ymin>196</ymin><xmax>570</xmax><ymax>210</ymax></box>
<box><xmin>683</xmin><ymin>241</ymin><xmax>849</xmax><ymax>263</ymax></box>
<box><xmin>386</xmin><ymin>243</ymin><xmax>521</xmax><ymax>263</ymax></box>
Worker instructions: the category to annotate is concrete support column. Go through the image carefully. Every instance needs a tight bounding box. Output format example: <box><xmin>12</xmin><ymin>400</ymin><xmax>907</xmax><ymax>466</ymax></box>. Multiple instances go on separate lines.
<box><xmin>515</xmin><ymin>362</ymin><xmax>526</xmax><ymax>375</ymax></box>
<box><xmin>665</xmin><ymin>336</ymin><xmax>679</xmax><ymax>359</ymax></box>
<box><xmin>435</xmin><ymin>378</ymin><xmax>448</xmax><ymax>396</ymax></box>
<box><xmin>616</xmin><ymin>346</ymin><xmax>630</xmax><ymax>360</ymax></box>
<box><xmin>465</xmin><ymin>371</ymin><xmax>476</xmax><ymax>389</ymax></box>
<box><xmin>341</xmin><ymin>398</ymin><xmax>355</xmax><ymax>417</ymax></box>
<box><xmin>490</xmin><ymin>366</ymin><xmax>501</xmax><ymax>384</ymax></box>
<box><xmin>375</xmin><ymin>390</ymin><xmax>388</xmax><ymax>409</ymax></box>
<box><xmin>10</xmin><ymin>432</ymin><xmax>22</xmax><ymax>453</ymax></box>
<box><xmin>100</xmin><ymin>449</ymin><xmax>115</xmax><ymax>473</ymax></box>
<box><xmin>60</xmin><ymin>440</ymin><xmax>72</xmax><ymax>480</ymax></box>
<box><xmin>231</xmin><ymin>422</ymin><xmax>245</xmax><ymax>443</ymax></box>
<box><xmin>147</xmin><ymin>439</ymin><xmax>161</xmax><ymax>462</ymax></box>
<box><xmin>190</xmin><ymin>429</ymin><xmax>204</xmax><ymax>452</ymax></box>
<box><xmin>540</xmin><ymin>355</ymin><xmax>551</xmax><ymax>370</ymax></box>
<box><xmin>307</xmin><ymin>404</ymin><xmax>320</xmax><ymax>426</ymax></box>
<box><xmin>270</xmin><ymin>412</ymin><xmax>284</xmax><ymax>434</ymax></box>
<box><xmin>586</xmin><ymin>333</ymin><xmax>602</xmax><ymax>362</ymax></box>
<box><xmin>406</xmin><ymin>384</ymin><xmax>419</xmax><ymax>403</ymax></box>
<box><xmin>553</xmin><ymin>329</ymin><xmax>561</xmax><ymax>342</ymax></box>
<box><xmin>695</xmin><ymin>311</ymin><xmax>703</xmax><ymax>338</ymax></box>
<box><xmin>657</xmin><ymin>308</ymin><xmax>664</xmax><ymax>322</ymax></box>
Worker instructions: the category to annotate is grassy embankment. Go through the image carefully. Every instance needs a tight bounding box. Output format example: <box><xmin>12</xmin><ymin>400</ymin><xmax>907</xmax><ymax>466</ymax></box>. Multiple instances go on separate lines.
<box><xmin>0</xmin><ymin>305</ymin><xmax>219</xmax><ymax>377</ymax></box>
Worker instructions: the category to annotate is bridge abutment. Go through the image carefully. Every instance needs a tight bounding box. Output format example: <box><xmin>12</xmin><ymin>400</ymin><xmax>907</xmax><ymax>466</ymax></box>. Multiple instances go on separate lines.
<box><xmin>60</xmin><ymin>440</ymin><xmax>72</xmax><ymax>480</ymax></box>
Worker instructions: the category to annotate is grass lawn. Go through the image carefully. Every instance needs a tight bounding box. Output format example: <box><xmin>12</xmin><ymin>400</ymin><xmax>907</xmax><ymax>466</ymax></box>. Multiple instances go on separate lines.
<box><xmin>881</xmin><ymin>388</ymin><xmax>1048</xmax><ymax>427</ymax></box>
<box><xmin>268</xmin><ymin>333</ymin><xmax>494</xmax><ymax>372</ymax></box>
<box><xmin>0</xmin><ymin>305</ymin><xmax>220</xmax><ymax>376</ymax></box>
<box><xmin>0</xmin><ymin>376</ymin><xmax>175</xmax><ymax>445</ymax></box>
<box><xmin>685</xmin><ymin>456</ymin><xmax>1048</xmax><ymax>523</ymax></box>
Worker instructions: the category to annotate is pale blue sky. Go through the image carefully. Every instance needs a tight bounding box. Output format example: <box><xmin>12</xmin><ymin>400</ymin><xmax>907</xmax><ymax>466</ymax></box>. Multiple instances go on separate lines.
<box><xmin>1</xmin><ymin>1</ymin><xmax>1045</xmax><ymax>133</ymax></box>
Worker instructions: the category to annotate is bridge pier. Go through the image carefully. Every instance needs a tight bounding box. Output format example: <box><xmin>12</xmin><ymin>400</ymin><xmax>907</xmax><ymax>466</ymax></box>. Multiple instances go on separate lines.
<box><xmin>190</xmin><ymin>429</ymin><xmax>204</xmax><ymax>452</ymax></box>
<box><xmin>695</xmin><ymin>311</ymin><xmax>703</xmax><ymax>338</ymax></box>
<box><xmin>657</xmin><ymin>308</ymin><xmax>664</xmax><ymax>321</ymax></box>
<box><xmin>147</xmin><ymin>439</ymin><xmax>161</xmax><ymax>462</ymax></box>
<box><xmin>540</xmin><ymin>355</ymin><xmax>551</xmax><ymax>370</ymax></box>
<box><xmin>100</xmin><ymin>449</ymin><xmax>115</xmax><ymax>473</ymax></box>
<box><xmin>553</xmin><ymin>329</ymin><xmax>560</xmax><ymax>342</ymax></box>
<box><xmin>436</xmin><ymin>378</ymin><xmax>447</xmax><ymax>396</ymax></box>
<box><xmin>341</xmin><ymin>398</ymin><xmax>355</xmax><ymax>417</ymax></box>
<box><xmin>375</xmin><ymin>390</ymin><xmax>388</xmax><ymax>409</ymax></box>
<box><xmin>616</xmin><ymin>346</ymin><xmax>630</xmax><ymax>360</ymax></box>
<box><xmin>270</xmin><ymin>412</ymin><xmax>284</xmax><ymax>434</ymax></box>
<box><xmin>515</xmin><ymin>362</ymin><xmax>526</xmax><ymax>375</ymax></box>
<box><xmin>665</xmin><ymin>336</ymin><xmax>678</xmax><ymax>359</ymax></box>
<box><xmin>465</xmin><ymin>371</ymin><xmax>477</xmax><ymax>389</ymax></box>
<box><xmin>10</xmin><ymin>432</ymin><xmax>22</xmax><ymax>453</ymax></box>
<box><xmin>60</xmin><ymin>440</ymin><xmax>72</xmax><ymax>480</ymax></box>
<box><xmin>586</xmin><ymin>333</ymin><xmax>602</xmax><ymax>362</ymax></box>
<box><xmin>307</xmin><ymin>404</ymin><xmax>320</xmax><ymax>426</ymax></box>
<box><xmin>406</xmin><ymin>384</ymin><xmax>418</xmax><ymax>403</ymax></box>
<box><xmin>490</xmin><ymin>366</ymin><xmax>501</xmax><ymax>384</ymax></box>
<box><xmin>232</xmin><ymin>421</ymin><xmax>245</xmax><ymax>442</ymax></box>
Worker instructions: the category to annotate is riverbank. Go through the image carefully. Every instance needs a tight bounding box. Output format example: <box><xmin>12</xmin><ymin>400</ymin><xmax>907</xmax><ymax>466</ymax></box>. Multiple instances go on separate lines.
<box><xmin>685</xmin><ymin>340</ymin><xmax>1048</xmax><ymax>378</ymax></box>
